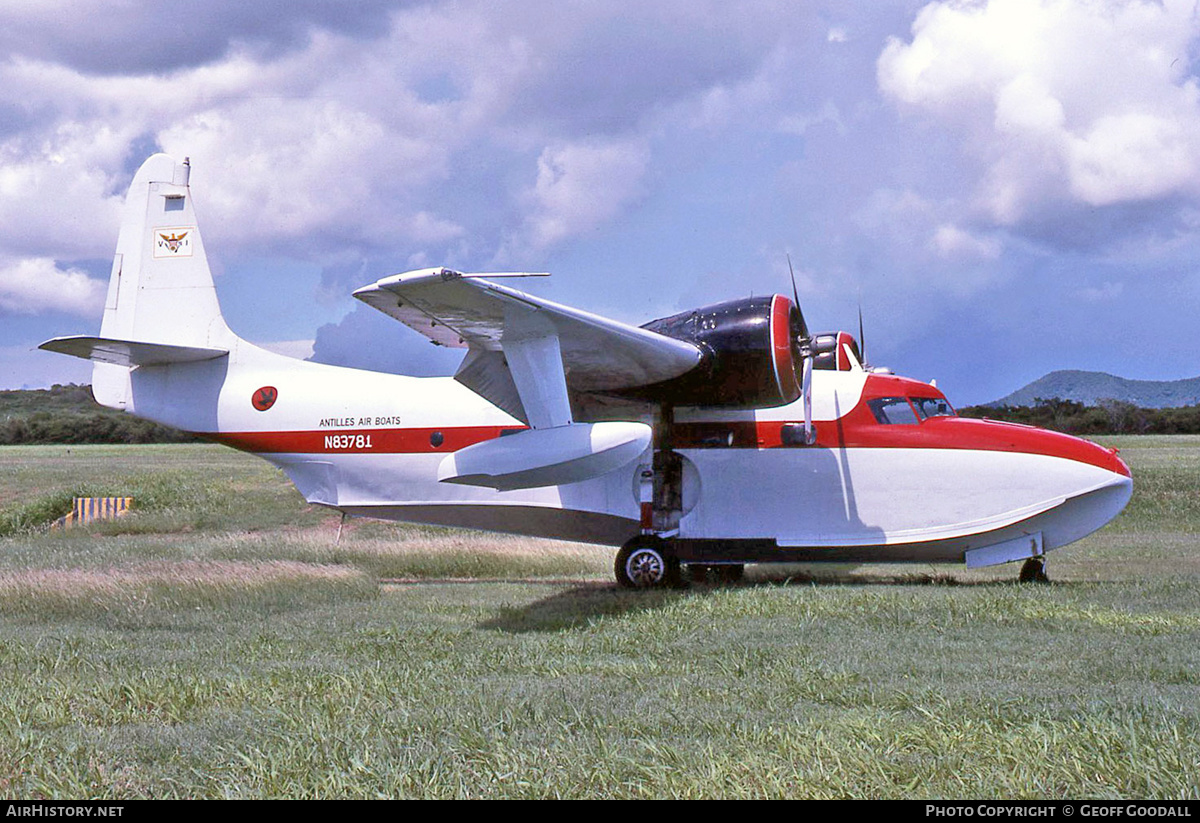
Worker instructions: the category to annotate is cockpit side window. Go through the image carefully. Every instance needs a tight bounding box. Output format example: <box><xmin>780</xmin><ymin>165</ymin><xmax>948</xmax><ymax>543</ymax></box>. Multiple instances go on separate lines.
<box><xmin>911</xmin><ymin>397</ymin><xmax>956</xmax><ymax>419</ymax></box>
<box><xmin>868</xmin><ymin>397</ymin><xmax>920</xmax><ymax>425</ymax></box>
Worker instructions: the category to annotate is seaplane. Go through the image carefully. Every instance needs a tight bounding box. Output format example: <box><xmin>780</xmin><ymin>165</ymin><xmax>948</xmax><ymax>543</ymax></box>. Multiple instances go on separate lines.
<box><xmin>41</xmin><ymin>154</ymin><xmax>1132</xmax><ymax>587</ymax></box>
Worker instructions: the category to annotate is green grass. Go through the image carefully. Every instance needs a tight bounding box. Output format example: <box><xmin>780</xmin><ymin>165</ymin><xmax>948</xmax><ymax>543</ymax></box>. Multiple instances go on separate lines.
<box><xmin>0</xmin><ymin>440</ymin><xmax>1196</xmax><ymax>798</ymax></box>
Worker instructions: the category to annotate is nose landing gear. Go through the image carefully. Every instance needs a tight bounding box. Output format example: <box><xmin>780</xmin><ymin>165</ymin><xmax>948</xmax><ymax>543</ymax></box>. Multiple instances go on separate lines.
<box><xmin>1018</xmin><ymin>556</ymin><xmax>1049</xmax><ymax>583</ymax></box>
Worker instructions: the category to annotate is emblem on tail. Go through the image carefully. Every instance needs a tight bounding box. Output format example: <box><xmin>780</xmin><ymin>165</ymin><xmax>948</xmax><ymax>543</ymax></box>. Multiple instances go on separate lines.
<box><xmin>154</xmin><ymin>228</ymin><xmax>193</xmax><ymax>258</ymax></box>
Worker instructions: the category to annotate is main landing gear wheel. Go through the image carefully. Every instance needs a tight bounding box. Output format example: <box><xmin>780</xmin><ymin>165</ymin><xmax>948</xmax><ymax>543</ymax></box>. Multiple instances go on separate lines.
<box><xmin>1019</xmin><ymin>556</ymin><xmax>1049</xmax><ymax>583</ymax></box>
<box><xmin>616</xmin><ymin>536</ymin><xmax>682</xmax><ymax>589</ymax></box>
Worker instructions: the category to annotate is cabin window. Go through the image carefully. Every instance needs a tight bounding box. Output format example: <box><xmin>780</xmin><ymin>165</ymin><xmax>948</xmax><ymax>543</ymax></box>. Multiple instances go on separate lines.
<box><xmin>868</xmin><ymin>397</ymin><xmax>920</xmax><ymax>425</ymax></box>
<box><xmin>911</xmin><ymin>397</ymin><xmax>955</xmax><ymax>419</ymax></box>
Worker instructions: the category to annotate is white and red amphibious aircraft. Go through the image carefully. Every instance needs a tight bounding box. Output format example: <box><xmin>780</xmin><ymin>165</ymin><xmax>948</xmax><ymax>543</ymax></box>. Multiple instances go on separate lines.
<box><xmin>42</xmin><ymin>154</ymin><xmax>1132</xmax><ymax>587</ymax></box>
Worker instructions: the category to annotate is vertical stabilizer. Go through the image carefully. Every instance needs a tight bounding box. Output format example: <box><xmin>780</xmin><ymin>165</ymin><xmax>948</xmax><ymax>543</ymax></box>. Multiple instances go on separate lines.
<box><xmin>93</xmin><ymin>154</ymin><xmax>237</xmax><ymax>407</ymax></box>
<box><xmin>100</xmin><ymin>154</ymin><xmax>234</xmax><ymax>348</ymax></box>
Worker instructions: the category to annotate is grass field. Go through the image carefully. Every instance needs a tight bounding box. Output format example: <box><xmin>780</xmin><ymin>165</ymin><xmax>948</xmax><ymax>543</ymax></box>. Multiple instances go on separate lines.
<box><xmin>0</xmin><ymin>438</ymin><xmax>1196</xmax><ymax>798</ymax></box>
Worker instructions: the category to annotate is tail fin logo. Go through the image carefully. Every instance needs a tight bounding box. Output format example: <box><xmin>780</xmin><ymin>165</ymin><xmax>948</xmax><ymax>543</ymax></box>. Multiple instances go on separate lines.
<box><xmin>252</xmin><ymin>386</ymin><xmax>278</xmax><ymax>411</ymax></box>
<box><xmin>154</xmin><ymin>228</ymin><xmax>194</xmax><ymax>258</ymax></box>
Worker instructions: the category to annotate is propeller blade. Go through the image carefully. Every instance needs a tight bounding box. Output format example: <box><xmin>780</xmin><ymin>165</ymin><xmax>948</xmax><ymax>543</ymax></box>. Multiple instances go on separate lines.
<box><xmin>858</xmin><ymin>302</ymin><xmax>866</xmax><ymax>366</ymax></box>
<box><xmin>786</xmin><ymin>254</ymin><xmax>809</xmax><ymax>340</ymax></box>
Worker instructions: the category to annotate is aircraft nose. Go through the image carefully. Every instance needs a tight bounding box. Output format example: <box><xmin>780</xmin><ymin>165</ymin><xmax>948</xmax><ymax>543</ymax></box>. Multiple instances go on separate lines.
<box><xmin>989</xmin><ymin>423</ymin><xmax>1133</xmax><ymax>548</ymax></box>
<box><xmin>965</xmin><ymin>417</ymin><xmax>1131</xmax><ymax>477</ymax></box>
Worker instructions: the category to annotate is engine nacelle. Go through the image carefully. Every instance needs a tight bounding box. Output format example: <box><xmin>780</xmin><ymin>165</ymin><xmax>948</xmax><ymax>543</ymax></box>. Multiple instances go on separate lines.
<box><xmin>812</xmin><ymin>331</ymin><xmax>862</xmax><ymax>371</ymax></box>
<box><xmin>635</xmin><ymin>295</ymin><xmax>801</xmax><ymax>408</ymax></box>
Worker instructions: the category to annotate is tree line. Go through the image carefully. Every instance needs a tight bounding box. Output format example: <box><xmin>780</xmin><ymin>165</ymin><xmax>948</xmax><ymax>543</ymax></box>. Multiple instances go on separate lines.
<box><xmin>0</xmin><ymin>385</ymin><xmax>194</xmax><ymax>445</ymax></box>
<box><xmin>958</xmin><ymin>397</ymin><xmax>1200</xmax><ymax>435</ymax></box>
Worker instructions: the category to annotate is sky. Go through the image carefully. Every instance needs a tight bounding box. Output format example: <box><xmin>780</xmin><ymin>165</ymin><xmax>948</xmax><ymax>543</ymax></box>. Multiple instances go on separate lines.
<box><xmin>2</xmin><ymin>0</ymin><xmax>1200</xmax><ymax>405</ymax></box>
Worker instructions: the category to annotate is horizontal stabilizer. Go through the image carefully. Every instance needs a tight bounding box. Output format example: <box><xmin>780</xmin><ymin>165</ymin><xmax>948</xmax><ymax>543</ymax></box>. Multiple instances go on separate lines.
<box><xmin>438</xmin><ymin>421</ymin><xmax>651</xmax><ymax>491</ymax></box>
<box><xmin>39</xmin><ymin>335</ymin><xmax>228</xmax><ymax>368</ymax></box>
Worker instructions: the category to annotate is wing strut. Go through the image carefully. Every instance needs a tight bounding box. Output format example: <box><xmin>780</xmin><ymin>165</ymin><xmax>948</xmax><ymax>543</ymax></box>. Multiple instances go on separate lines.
<box><xmin>503</xmin><ymin>334</ymin><xmax>573</xmax><ymax>429</ymax></box>
<box><xmin>437</xmin><ymin>332</ymin><xmax>650</xmax><ymax>490</ymax></box>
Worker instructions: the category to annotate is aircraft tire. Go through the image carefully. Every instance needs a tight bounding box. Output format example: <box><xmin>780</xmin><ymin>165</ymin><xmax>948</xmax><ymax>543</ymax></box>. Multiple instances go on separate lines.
<box><xmin>616</xmin><ymin>536</ymin><xmax>681</xmax><ymax>589</ymax></box>
<box><xmin>1018</xmin><ymin>556</ymin><xmax>1049</xmax><ymax>583</ymax></box>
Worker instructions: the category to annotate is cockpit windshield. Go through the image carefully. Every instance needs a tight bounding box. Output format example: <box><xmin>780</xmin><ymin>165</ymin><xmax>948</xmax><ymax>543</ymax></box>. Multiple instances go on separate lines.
<box><xmin>868</xmin><ymin>397</ymin><xmax>920</xmax><ymax>425</ymax></box>
<box><xmin>869</xmin><ymin>396</ymin><xmax>956</xmax><ymax>425</ymax></box>
<box><xmin>911</xmin><ymin>397</ymin><xmax>956</xmax><ymax>420</ymax></box>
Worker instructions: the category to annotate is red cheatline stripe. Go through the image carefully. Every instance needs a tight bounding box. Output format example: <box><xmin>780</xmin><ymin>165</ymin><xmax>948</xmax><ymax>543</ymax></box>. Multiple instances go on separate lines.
<box><xmin>672</xmin><ymin>417</ymin><xmax>1128</xmax><ymax>475</ymax></box>
<box><xmin>200</xmin><ymin>413</ymin><xmax>1128</xmax><ymax>476</ymax></box>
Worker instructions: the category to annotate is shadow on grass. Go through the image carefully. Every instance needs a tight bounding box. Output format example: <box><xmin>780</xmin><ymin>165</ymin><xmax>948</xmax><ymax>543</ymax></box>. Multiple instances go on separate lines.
<box><xmin>479</xmin><ymin>570</ymin><xmax>1060</xmax><ymax>633</ymax></box>
<box><xmin>478</xmin><ymin>583</ymin><xmax>693</xmax><ymax>633</ymax></box>
<box><xmin>753</xmin><ymin>569</ymin><xmax>1010</xmax><ymax>587</ymax></box>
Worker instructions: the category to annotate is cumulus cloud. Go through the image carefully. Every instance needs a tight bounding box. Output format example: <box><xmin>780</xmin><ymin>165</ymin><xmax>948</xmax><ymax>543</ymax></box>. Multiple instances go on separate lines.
<box><xmin>499</xmin><ymin>137</ymin><xmax>651</xmax><ymax>261</ymax></box>
<box><xmin>0</xmin><ymin>1</ymin><xmax>787</xmax><ymax>283</ymax></box>
<box><xmin>309</xmin><ymin>303</ymin><xmax>463</xmax><ymax>376</ymax></box>
<box><xmin>878</xmin><ymin>0</ymin><xmax>1200</xmax><ymax>235</ymax></box>
<box><xmin>0</xmin><ymin>1</ymin><xmax>399</xmax><ymax>75</ymax></box>
<box><xmin>0</xmin><ymin>257</ymin><xmax>106</xmax><ymax>316</ymax></box>
<box><xmin>931</xmin><ymin>224</ymin><xmax>1001</xmax><ymax>260</ymax></box>
<box><xmin>258</xmin><ymin>339</ymin><xmax>315</xmax><ymax>360</ymax></box>
<box><xmin>20</xmin><ymin>0</ymin><xmax>1189</xmax><ymax>398</ymax></box>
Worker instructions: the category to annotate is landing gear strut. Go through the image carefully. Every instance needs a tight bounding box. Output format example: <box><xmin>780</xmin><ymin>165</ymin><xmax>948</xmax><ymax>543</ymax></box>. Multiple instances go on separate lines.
<box><xmin>1018</xmin><ymin>556</ymin><xmax>1049</xmax><ymax>583</ymax></box>
<box><xmin>616</xmin><ymin>405</ymin><xmax>687</xmax><ymax>590</ymax></box>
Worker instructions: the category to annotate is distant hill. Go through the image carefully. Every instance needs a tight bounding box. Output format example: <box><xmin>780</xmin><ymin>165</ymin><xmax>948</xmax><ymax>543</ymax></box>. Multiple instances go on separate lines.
<box><xmin>991</xmin><ymin>370</ymin><xmax>1200</xmax><ymax>409</ymax></box>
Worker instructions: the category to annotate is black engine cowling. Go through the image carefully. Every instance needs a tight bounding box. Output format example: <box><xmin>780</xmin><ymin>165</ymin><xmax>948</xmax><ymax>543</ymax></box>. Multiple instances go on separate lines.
<box><xmin>626</xmin><ymin>296</ymin><xmax>865</xmax><ymax>409</ymax></box>
<box><xmin>634</xmin><ymin>295</ymin><xmax>801</xmax><ymax>408</ymax></box>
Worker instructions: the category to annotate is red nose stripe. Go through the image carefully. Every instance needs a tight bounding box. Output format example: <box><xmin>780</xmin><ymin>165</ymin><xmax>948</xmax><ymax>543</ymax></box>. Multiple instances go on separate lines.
<box><xmin>753</xmin><ymin>416</ymin><xmax>1130</xmax><ymax>476</ymax></box>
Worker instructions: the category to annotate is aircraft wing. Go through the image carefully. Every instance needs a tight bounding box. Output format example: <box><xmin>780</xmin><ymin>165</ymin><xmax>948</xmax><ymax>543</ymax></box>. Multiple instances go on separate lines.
<box><xmin>353</xmin><ymin>268</ymin><xmax>702</xmax><ymax>423</ymax></box>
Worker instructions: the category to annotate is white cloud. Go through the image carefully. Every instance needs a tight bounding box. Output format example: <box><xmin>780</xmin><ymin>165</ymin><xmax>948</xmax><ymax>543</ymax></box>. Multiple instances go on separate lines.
<box><xmin>931</xmin><ymin>224</ymin><xmax>1001</xmax><ymax>260</ymax></box>
<box><xmin>0</xmin><ymin>257</ymin><xmax>106</xmax><ymax>316</ymax></box>
<box><xmin>500</xmin><ymin>137</ymin><xmax>651</xmax><ymax>261</ymax></box>
<box><xmin>257</xmin><ymin>339</ymin><xmax>315</xmax><ymax>360</ymax></box>
<box><xmin>878</xmin><ymin>0</ymin><xmax>1200</xmax><ymax>226</ymax></box>
<box><xmin>0</xmin><ymin>3</ymin><xmax>785</xmax><ymax>276</ymax></box>
<box><xmin>777</xmin><ymin>100</ymin><xmax>846</xmax><ymax>136</ymax></box>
